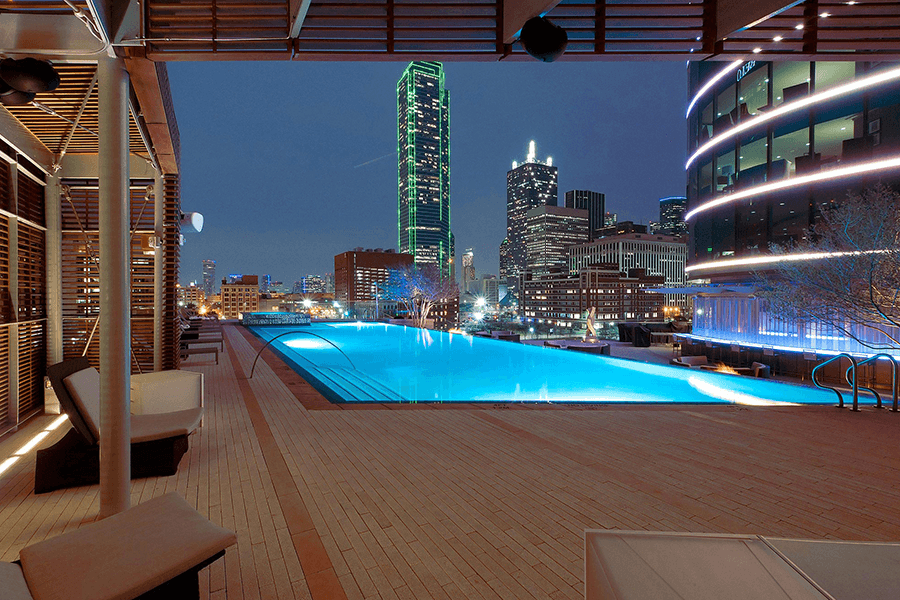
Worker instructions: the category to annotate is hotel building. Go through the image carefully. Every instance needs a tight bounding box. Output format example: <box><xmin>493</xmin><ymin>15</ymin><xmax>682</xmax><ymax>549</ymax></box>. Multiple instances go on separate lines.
<box><xmin>221</xmin><ymin>276</ymin><xmax>259</xmax><ymax>319</ymax></box>
<box><xmin>397</xmin><ymin>61</ymin><xmax>453</xmax><ymax>280</ymax></box>
<box><xmin>685</xmin><ymin>60</ymin><xmax>900</xmax><ymax>356</ymax></box>
<box><xmin>569</xmin><ymin>232</ymin><xmax>688</xmax><ymax>310</ymax></box>
<box><xmin>522</xmin><ymin>265</ymin><xmax>664</xmax><ymax>329</ymax></box>
<box><xmin>334</xmin><ymin>248</ymin><xmax>414</xmax><ymax>307</ymax></box>
<box><xmin>504</xmin><ymin>141</ymin><xmax>558</xmax><ymax>302</ymax></box>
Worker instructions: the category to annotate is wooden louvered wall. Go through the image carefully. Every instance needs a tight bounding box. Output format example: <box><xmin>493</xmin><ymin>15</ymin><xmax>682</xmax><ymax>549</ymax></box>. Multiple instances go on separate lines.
<box><xmin>0</xmin><ymin>147</ymin><xmax>48</xmax><ymax>433</ymax></box>
<box><xmin>162</xmin><ymin>175</ymin><xmax>181</xmax><ymax>370</ymax></box>
<box><xmin>60</xmin><ymin>178</ymin><xmax>181</xmax><ymax>373</ymax></box>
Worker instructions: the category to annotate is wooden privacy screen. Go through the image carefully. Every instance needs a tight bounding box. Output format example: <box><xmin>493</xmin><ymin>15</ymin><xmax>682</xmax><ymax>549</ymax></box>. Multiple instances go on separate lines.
<box><xmin>0</xmin><ymin>151</ymin><xmax>47</xmax><ymax>430</ymax></box>
<box><xmin>60</xmin><ymin>178</ymin><xmax>181</xmax><ymax>372</ymax></box>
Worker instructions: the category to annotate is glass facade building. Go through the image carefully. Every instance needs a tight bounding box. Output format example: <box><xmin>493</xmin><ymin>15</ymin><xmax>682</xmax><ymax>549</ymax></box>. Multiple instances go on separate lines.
<box><xmin>686</xmin><ymin>60</ymin><xmax>900</xmax><ymax>283</ymax></box>
<box><xmin>397</xmin><ymin>61</ymin><xmax>453</xmax><ymax>280</ymax></box>
<box><xmin>564</xmin><ymin>190</ymin><xmax>606</xmax><ymax>240</ymax></box>
<box><xmin>686</xmin><ymin>60</ymin><xmax>900</xmax><ymax>355</ymax></box>
<box><xmin>202</xmin><ymin>259</ymin><xmax>216</xmax><ymax>297</ymax></box>
<box><xmin>658</xmin><ymin>196</ymin><xmax>688</xmax><ymax>237</ymax></box>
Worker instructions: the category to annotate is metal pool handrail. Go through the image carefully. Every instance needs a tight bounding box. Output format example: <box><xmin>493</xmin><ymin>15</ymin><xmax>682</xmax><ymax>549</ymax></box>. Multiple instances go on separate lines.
<box><xmin>812</xmin><ymin>353</ymin><xmax>859</xmax><ymax>411</ymax></box>
<box><xmin>844</xmin><ymin>354</ymin><xmax>898</xmax><ymax>411</ymax></box>
<box><xmin>250</xmin><ymin>330</ymin><xmax>355</xmax><ymax>378</ymax></box>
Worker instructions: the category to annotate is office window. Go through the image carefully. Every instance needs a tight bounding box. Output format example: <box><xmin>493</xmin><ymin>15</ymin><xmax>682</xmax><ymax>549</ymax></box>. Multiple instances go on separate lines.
<box><xmin>773</xmin><ymin>62</ymin><xmax>810</xmax><ymax>106</ymax></box>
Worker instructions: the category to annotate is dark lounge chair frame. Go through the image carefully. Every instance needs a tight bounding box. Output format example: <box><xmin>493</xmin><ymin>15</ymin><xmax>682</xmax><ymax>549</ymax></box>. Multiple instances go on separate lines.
<box><xmin>35</xmin><ymin>357</ymin><xmax>190</xmax><ymax>494</ymax></box>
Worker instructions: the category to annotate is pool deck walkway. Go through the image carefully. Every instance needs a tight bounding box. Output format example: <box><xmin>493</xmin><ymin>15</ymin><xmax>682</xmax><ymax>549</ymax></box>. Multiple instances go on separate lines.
<box><xmin>2</xmin><ymin>324</ymin><xmax>900</xmax><ymax>599</ymax></box>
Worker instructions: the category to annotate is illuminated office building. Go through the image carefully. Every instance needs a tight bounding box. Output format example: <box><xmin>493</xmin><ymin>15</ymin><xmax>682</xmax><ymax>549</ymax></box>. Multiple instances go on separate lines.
<box><xmin>686</xmin><ymin>60</ymin><xmax>900</xmax><ymax>355</ymax></box>
<box><xmin>397</xmin><ymin>61</ymin><xmax>454</xmax><ymax>279</ymax></box>
<box><xmin>202</xmin><ymin>259</ymin><xmax>216</xmax><ymax>296</ymax></box>
<box><xmin>524</xmin><ymin>206</ymin><xmax>589</xmax><ymax>276</ymax></box>
<box><xmin>505</xmin><ymin>141</ymin><xmax>558</xmax><ymax>301</ymax></box>
<box><xmin>461</xmin><ymin>249</ymin><xmax>475</xmax><ymax>294</ymax></box>
<box><xmin>658</xmin><ymin>196</ymin><xmax>688</xmax><ymax>237</ymax></box>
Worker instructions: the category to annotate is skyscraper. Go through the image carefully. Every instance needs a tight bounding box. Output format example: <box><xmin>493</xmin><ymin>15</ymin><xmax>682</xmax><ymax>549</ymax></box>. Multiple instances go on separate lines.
<box><xmin>564</xmin><ymin>190</ymin><xmax>605</xmax><ymax>240</ymax></box>
<box><xmin>202</xmin><ymin>259</ymin><xmax>216</xmax><ymax>296</ymax></box>
<box><xmin>658</xmin><ymin>196</ymin><xmax>688</xmax><ymax>237</ymax></box>
<box><xmin>397</xmin><ymin>61</ymin><xmax>453</xmax><ymax>280</ymax></box>
<box><xmin>505</xmin><ymin>140</ymin><xmax>557</xmax><ymax>301</ymax></box>
<box><xmin>461</xmin><ymin>249</ymin><xmax>475</xmax><ymax>294</ymax></box>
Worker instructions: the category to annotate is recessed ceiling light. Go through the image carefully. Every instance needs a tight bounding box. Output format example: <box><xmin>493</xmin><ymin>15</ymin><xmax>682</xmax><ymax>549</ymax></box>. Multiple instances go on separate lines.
<box><xmin>773</xmin><ymin>36</ymin><xmax>783</xmax><ymax>42</ymax></box>
<box><xmin>846</xmin><ymin>1</ymin><xmax>857</xmax><ymax>4</ymax></box>
<box><xmin>753</xmin><ymin>47</ymin><xmax>762</xmax><ymax>53</ymax></box>
<box><xmin>795</xmin><ymin>23</ymin><xmax>805</xmax><ymax>29</ymax></box>
<box><xmin>820</xmin><ymin>12</ymin><xmax>831</xmax><ymax>17</ymax></box>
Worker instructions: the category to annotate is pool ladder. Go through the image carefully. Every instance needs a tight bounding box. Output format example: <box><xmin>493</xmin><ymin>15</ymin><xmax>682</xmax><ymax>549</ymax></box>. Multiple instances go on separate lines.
<box><xmin>811</xmin><ymin>353</ymin><xmax>899</xmax><ymax>411</ymax></box>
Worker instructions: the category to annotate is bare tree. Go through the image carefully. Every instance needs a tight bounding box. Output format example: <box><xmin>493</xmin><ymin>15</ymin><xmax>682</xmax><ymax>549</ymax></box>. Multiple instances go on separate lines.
<box><xmin>382</xmin><ymin>263</ymin><xmax>459</xmax><ymax>328</ymax></box>
<box><xmin>756</xmin><ymin>184</ymin><xmax>900</xmax><ymax>350</ymax></box>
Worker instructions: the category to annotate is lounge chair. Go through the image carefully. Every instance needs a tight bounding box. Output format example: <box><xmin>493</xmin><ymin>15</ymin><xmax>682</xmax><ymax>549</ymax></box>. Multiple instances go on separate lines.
<box><xmin>35</xmin><ymin>358</ymin><xmax>203</xmax><ymax>494</ymax></box>
<box><xmin>3</xmin><ymin>492</ymin><xmax>236</xmax><ymax>600</ymax></box>
<box><xmin>670</xmin><ymin>355</ymin><xmax>709</xmax><ymax>368</ymax></box>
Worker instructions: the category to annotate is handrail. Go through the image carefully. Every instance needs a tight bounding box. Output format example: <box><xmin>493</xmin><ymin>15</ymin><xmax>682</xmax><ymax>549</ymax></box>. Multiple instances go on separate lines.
<box><xmin>812</xmin><ymin>353</ymin><xmax>859</xmax><ymax>411</ymax></box>
<box><xmin>846</xmin><ymin>354</ymin><xmax>898</xmax><ymax>411</ymax></box>
<box><xmin>249</xmin><ymin>330</ymin><xmax>355</xmax><ymax>378</ymax></box>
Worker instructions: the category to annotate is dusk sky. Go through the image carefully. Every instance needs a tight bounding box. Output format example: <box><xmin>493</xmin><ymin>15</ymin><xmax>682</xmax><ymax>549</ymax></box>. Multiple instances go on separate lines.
<box><xmin>169</xmin><ymin>61</ymin><xmax>688</xmax><ymax>287</ymax></box>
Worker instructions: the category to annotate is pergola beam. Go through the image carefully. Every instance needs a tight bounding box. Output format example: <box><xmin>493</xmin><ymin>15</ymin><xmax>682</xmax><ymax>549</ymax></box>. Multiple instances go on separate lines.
<box><xmin>502</xmin><ymin>0</ymin><xmax>562</xmax><ymax>44</ymax></box>
<box><xmin>289</xmin><ymin>0</ymin><xmax>314</xmax><ymax>39</ymax></box>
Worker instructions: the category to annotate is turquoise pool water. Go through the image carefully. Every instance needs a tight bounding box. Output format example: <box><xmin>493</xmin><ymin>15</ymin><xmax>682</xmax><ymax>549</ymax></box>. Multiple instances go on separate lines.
<box><xmin>251</xmin><ymin>323</ymin><xmax>843</xmax><ymax>404</ymax></box>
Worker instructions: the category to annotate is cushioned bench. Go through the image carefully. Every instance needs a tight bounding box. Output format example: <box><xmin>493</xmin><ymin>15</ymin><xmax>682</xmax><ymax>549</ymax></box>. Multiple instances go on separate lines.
<box><xmin>3</xmin><ymin>493</ymin><xmax>236</xmax><ymax>600</ymax></box>
<box><xmin>36</xmin><ymin>358</ymin><xmax>203</xmax><ymax>494</ymax></box>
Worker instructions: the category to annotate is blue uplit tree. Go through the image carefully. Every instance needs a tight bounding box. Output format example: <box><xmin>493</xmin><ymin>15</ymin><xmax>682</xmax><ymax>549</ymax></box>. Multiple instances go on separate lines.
<box><xmin>757</xmin><ymin>185</ymin><xmax>900</xmax><ymax>350</ymax></box>
<box><xmin>381</xmin><ymin>263</ymin><xmax>459</xmax><ymax>329</ymax></box>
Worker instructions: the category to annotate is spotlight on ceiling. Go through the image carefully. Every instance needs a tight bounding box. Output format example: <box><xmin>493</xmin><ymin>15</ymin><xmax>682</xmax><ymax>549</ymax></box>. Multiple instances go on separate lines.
<box><xmin>0</xmin><ymin>58</ymin><xmax>60</xmax><ymax>94</ymax></box>
<box><xmin>180</xmin><ymin>212</ymin><xmax>204</xmax><ymax>233</ymax></box>
<box><xmin>519</xmin><ymin>16</ymin><xmax>568</xmax><ymax>63</ymax></box>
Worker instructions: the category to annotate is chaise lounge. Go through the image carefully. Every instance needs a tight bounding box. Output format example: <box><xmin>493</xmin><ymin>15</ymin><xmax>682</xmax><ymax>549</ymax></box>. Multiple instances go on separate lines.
<box><xmin>2</xmin><ymin>492</ymin><xmax>236</xmax><ymax>600</ymax></box>
<box><xmin>35</xmin><ymin>358</ymin><xmax>203</xmax><ymax>494</ymax></box>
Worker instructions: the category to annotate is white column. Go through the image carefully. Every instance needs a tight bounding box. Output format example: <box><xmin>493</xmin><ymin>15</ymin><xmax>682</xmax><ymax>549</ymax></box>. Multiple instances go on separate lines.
<box><xmin>153</xmin><ymin>172</ymin><xmax>163</xmax><ymax>372</ymax></box>
<box><xmin>98</xmin><ymin>56</ymin><xmax>131</xmax><ymax>518</ymax></box>
<box><xmin>45</xmin><ymin>175</ymin><xmax>63</xmax><ymax>365</ymax></box>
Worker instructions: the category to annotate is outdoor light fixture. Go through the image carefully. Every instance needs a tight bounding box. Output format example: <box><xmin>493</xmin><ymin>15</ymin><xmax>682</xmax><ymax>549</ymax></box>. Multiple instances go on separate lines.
<box><xmin>685</xmin><ymin>154</ymin><xmax>900</xmax><ymax>220</ymax></box>
<box><xmin>0</xmin><ymin>58</ymin><xmax>60</xmax><ymax>106</ymax></box>
<box><xmin>519</xmin><ymin>16</ymin><xmax>568</xmax><ymax>62</ymax></box>
<box><xmin>179</xmin><ymin>212</ymin><xmax>204</xmax><ymax>233</ymax></box>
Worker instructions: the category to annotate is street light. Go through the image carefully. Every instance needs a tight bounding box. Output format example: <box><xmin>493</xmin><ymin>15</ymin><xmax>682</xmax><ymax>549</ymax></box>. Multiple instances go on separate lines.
<box><xmin>475</xmin><ymin>297</ymin><xmax>486</xmax><ymax>307</ymax></box>
<box><xmin>302</xmin><ymin>299</ymin><xmax>312</xmax><ymax>309</ymax></box>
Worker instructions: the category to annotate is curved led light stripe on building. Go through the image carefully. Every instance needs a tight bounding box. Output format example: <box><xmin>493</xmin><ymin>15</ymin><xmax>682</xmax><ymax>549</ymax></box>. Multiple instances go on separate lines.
<box><xmin>685</xmin><ymin>248</ymin><xmax>885</xmax><ymax>274</ymax></box>
<box><xmin>684</xmin><ymin>154</ymin><xmax>900</xmax><ymax>221</ymax></box>
<box><xmin>684</xmin><ymin>65</ymin><xmax>900</xmax><ymax>170</ymax></box>
<box><xmin>684</xmin><ymin>60</ymin><xmax>744</xmax><ymax>118</ymax></box>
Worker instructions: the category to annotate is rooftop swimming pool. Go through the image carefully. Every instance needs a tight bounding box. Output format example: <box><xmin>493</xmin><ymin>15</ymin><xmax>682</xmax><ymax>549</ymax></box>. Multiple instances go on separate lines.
<box><xmin>250</xmin><ymin>323</ymin><xmax>843</xmax><ymax>405</ymax></box>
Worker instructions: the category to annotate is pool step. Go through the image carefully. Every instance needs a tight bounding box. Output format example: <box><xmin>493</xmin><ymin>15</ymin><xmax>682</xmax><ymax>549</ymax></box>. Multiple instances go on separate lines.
<box><xmin>309</xmin><ymin>366</ymin><xmax>408</xmax><ymax>402</ymax></box>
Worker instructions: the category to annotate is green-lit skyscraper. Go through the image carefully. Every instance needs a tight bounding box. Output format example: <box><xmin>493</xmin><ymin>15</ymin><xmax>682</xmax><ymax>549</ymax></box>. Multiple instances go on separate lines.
<box><xmin>397</xmin><ymin>61</ymin><xmax>453</xmax><ymax>280</ymax></box>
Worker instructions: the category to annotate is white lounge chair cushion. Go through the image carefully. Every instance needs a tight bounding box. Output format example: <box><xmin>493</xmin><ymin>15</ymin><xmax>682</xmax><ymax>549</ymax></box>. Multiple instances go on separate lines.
<box><xmin>63</xmin><ymin>367</ymin><xmax>202</xmax><ymax>443</ymax></box>
<box><xmin>131</xmin><ymin>408</ymin><xmax>203</xmax><ymax>443</ymax></box>
<box><xmin>19</xmin><ymin>493</ymin><xmax>237</xmax><ymax>600</ymax></box>
<box><xmin>62</xmin><ymin>368</ymin><xmax>101</xmax><ymax>440</ymax></box>
<box><xmin>0</xmin><ymin>562</ymin><xmax>33</xmax><ymax>600</ymax></box>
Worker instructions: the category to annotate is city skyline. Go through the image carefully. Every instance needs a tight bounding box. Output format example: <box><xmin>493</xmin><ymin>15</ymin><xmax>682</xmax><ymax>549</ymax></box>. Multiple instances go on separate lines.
<box><xmin>171</xmin><ymin>61</ymin><xmax>687</xmax><ymax>286</ymax></box>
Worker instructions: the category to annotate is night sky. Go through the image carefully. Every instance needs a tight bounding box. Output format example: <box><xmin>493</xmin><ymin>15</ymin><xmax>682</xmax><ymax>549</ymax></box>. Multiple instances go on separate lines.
<box><xmin>169</xmin><ymin>61</ymin><xmax>688</xmax><ymax>287</ymax></box>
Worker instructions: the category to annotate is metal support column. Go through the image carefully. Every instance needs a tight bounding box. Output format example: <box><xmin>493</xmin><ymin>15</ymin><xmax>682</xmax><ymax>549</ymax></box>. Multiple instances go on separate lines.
<box><xmin>45</xmin><ymin>175</ymin><xmax>63</xmax><ymax>365</ymax></box>
<box><xmin>98</xmin><ymin>56</ymin><xmax>131</xmax><ymax>518</ymax></box>
<box><xmin>153</xmin><ymin>172</ymin><xmax>163</xmax><ymax>371</ymax></box>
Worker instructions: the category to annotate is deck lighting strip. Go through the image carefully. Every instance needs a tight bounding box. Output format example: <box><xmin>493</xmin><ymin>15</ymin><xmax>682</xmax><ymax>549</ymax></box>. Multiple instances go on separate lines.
<box><xmin>0</xmin><ymin>415</ymin><xmax>68</xmax><ymax>477</ymax></box>
<box><xmin>685</xmin><ymin>60</ymin><xmax>744</xmax><ymax>118</ymax></box>
<box><xmin>685</xmin><ymin>248</ymin><xmax>886</xmax><ymax>274</ymax></box>
<box><xmin>685</xmin><ymin>65</ymin><xmax>900</xmax><ymax>170</ymax></box>
<box><xmin>684</xmin><ymin>154</ymin><xmax>900</xmax><ymax>221</ymax></box>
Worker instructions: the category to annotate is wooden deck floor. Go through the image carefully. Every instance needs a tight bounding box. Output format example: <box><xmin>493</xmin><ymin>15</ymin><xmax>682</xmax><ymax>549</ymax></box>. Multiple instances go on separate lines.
<box><xmin>2</xmin><ymin>325</ymin><xmax>900</xmax><ymax>599</ymax></box>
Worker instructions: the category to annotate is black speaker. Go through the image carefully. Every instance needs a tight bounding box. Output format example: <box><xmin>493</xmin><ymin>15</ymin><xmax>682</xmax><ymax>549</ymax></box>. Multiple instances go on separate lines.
<box><xmin>519</xmin><ymin>16</ymin><xmax>568</xmax><ymax>63</ymax></box>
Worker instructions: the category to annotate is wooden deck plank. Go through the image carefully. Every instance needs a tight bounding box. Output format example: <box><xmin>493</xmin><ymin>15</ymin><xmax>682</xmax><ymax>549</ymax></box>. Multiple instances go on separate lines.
<box><xmin>1</xmin><ymin>324</ymin><xmax>900</xmax><ymax>598</ymax></box>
